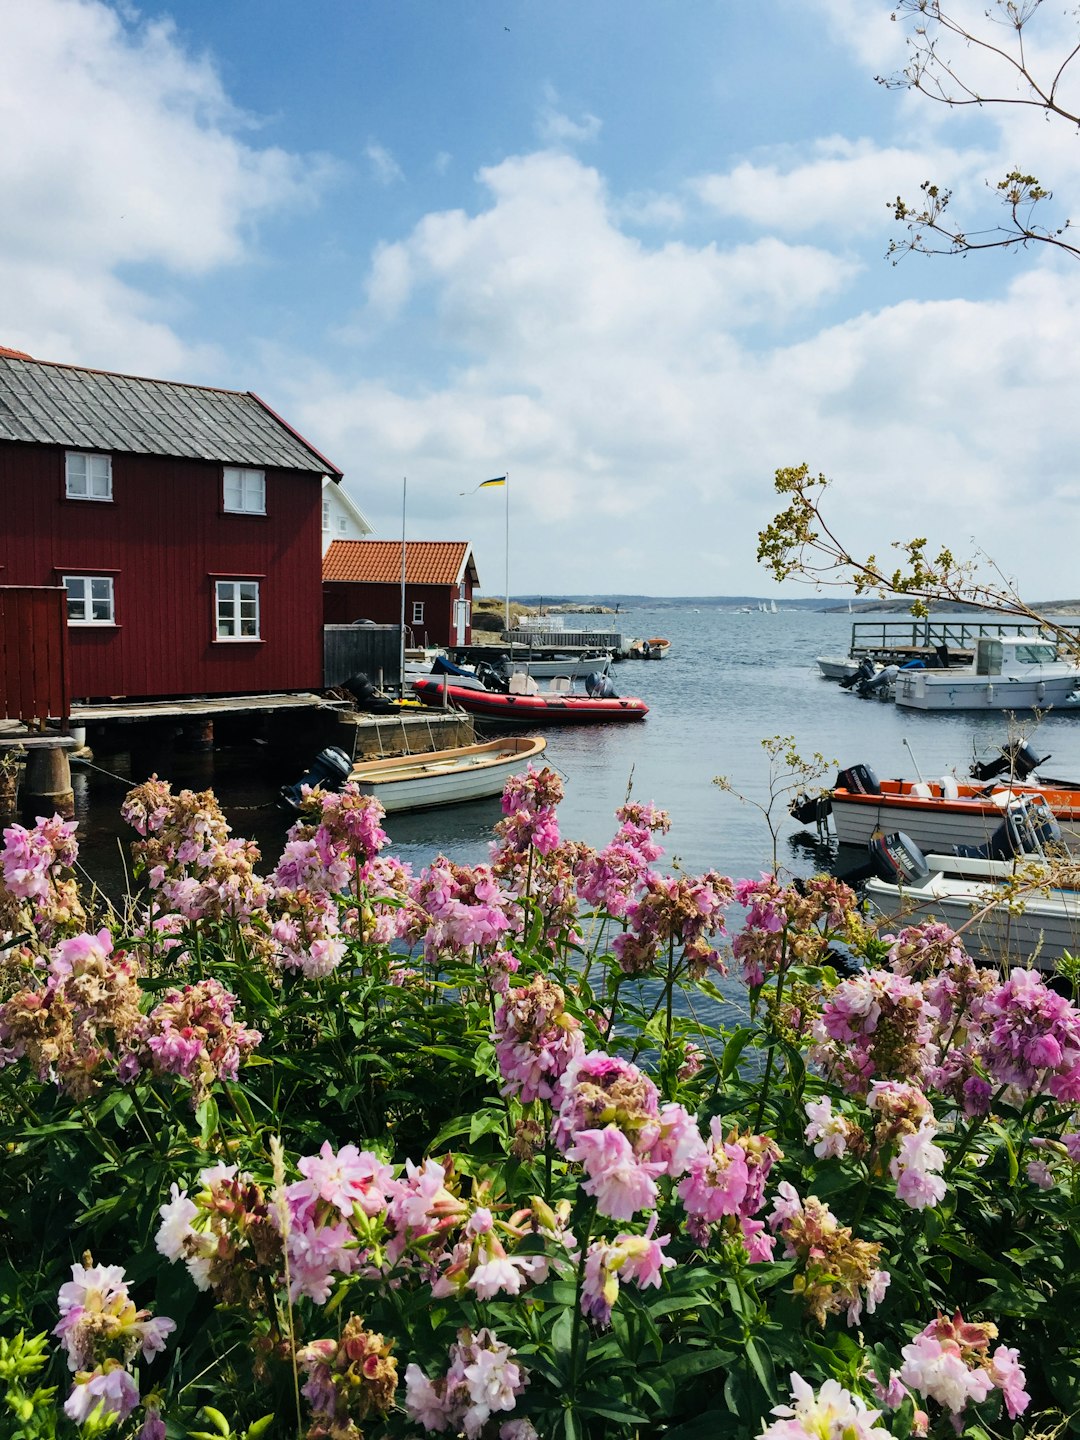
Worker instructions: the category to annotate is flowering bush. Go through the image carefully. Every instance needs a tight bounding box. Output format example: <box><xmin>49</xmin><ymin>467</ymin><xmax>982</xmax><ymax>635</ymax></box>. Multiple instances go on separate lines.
<box><xmin>0</xmin><ymin>771</ymin><xmax>1078</xmax><ymax>1437</ymax></box>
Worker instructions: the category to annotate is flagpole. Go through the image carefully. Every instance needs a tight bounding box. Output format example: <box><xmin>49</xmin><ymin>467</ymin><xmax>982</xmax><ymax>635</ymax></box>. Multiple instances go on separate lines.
<box><xmin>504</xmin><ymin>473</ymin><xmax>510</xmax><ymax>634</ymax></box>
<box><xmin>399</xmin><ymin>477</ymin><xmax>407</xmax><ymax>697</ymax></box>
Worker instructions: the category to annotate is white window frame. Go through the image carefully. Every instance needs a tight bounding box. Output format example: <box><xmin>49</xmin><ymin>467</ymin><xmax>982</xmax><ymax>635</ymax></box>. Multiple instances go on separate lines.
<box><xmin>412</xmin><ymin>601</ymin><xmax>425</xmax><ymax>624</ymax></box>
<box><xmin>215</xmin><ymin>580</ymin><xmax>261</xmax><ymax>640</ymax></box>
<box><xmin>322</xmin><ymin>498</ymin><xmax>331</xmax><ymax>533</ymax></box>
<box><xmin>223</xmin><ymin>466</ymin><xmax>266</xmax><ymax>515</ymax></box>
<box><xmin>65</xmin><ymin>451</ymin><xmax>113</xmax><ymax>502</ymax></box>
<box><xmin>63</xmin><ymin>574</ymin><xmax>115</xmax><ymax>626</ymax></box>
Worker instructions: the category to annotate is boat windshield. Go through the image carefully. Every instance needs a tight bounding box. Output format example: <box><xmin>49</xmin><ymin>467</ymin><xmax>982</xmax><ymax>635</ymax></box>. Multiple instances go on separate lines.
<box><xmin>1012</xmin><ymin>643</ymin><xmax>1057</xmax><ymax>664</ymax></box>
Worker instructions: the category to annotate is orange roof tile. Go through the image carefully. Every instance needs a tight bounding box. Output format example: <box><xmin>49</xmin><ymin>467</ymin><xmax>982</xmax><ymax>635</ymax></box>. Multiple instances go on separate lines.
<box><xmin>323</xmin><ymin>540</ymin><xmax>478</xmax><ymax>587</ymax></box>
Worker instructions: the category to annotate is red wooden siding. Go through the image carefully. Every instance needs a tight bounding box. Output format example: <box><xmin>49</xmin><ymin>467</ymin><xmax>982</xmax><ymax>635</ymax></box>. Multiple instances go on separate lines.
<box><xmin>0</xmin><ymin>585</ymin><xmax>70</xmax><ymax>722</ymax></box>
<box><xmin>323</xmin><ymin>579</ymin><xmax>474</xmax><ymax>647</ymax></box>
<box><xmin>0</xmin><ymin>441</ymin><xmax>324</xmax><ymax>700</ymax></box>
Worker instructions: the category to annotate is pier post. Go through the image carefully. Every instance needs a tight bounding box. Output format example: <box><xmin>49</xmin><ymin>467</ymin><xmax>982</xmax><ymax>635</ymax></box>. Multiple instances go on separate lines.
<box><xmin>22</xmin><ymin>741</ymin><xmax>75</xmax><ymax>819</ymax></box>
<box><xmin>179</xmin><ymin>719</ymin><xmax>215</xmax><ymax>752</ymax></box>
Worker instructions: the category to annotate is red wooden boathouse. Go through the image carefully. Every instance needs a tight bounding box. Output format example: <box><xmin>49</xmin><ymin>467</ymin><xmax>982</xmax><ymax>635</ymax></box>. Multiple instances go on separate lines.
<box><xmin>0</xmin><ymin>349</ymin><xmax>343</xmax><ymax>711</ymax></box>
<box><xmin>322</xmin><ymin>540</ymin><xmax>479</xmax><ymax>649</ymax></box>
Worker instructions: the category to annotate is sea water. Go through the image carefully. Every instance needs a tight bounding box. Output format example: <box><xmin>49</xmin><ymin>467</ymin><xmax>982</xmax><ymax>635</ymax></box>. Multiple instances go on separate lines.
<box><xmin>65</xmin><ymin>607</ymin><xmax>1080</xmax><ymax>896</ymax></box>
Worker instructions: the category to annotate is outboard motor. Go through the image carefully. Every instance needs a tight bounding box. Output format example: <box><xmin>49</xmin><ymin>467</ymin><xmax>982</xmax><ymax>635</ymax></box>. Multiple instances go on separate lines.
<box><xmin>952</xmin><ymin>797</ymin><xmax>1061</xmax><ymax>861</ymax></box>
<box><xmin>342</xmin><ymin>673</ymin><xmax>399</xmax><ymax>714</ymax></box>
<box><xmin>868</xmin><ymin>831</ymin><xmax>931</xmax><ymax>886</ymax></box>
<box><xmin>840</xmin><ymin>657</ymin><xmax>876</xmax><ymax>691</ymax></box>
<box><xmin>280</xmin><ymin>746</ymin><xmax>353</xmax><ymax>811</ymax></box>
<box><xmin>475</xmin><ymin>661</ymin><xmax>509</xmax><ymax>692</ymax></box>
<box><xmin>789</xmin><ymin>791</ymin><xmax>832</xmax><ymax>827</ymax></box>
<box><xmin>835</xmin><ymin>764</ymin><xmax>881</xmax><ymax>796</ymax></box>
<box><xmin>969</xmin><ymin>738</ymin><xmax>1050</xmax><ymax>783</ymax></box>
<box><xmin>585</xmin><ymin>671</ymin><xmax>616</xmax><ymax>698</ymax></box>
<box><xmin>856</xmin><ymin>663</ymin><xmax>899</xmax><ymax>697</ymax></box>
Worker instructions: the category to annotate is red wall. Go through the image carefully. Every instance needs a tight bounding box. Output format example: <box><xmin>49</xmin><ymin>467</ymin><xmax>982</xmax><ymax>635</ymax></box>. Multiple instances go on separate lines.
<box><xmin>0</xmin><ymin>440</ymin><xmax>325</xmax><ymax>700</ymax></box>
<box><xmin>323</xmin><ymin>580</ymin><xmax>473</xmax><ymax>647</ymax></box>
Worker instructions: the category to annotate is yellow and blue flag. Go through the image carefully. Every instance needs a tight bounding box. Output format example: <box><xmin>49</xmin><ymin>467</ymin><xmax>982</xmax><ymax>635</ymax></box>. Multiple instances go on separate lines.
<box><xmin>479</xmin><ymin>476</ymin><xmax>507</xmax><ymax>488</ymax></box>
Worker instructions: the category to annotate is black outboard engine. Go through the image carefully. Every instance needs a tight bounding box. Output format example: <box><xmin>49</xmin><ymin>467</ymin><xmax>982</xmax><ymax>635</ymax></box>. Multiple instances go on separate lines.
<box><xmin>840</xmin><ymin>657</ymin><xmax>876</xmax><ymax>691</ymax></box>
<box><xmin>835</xmin><ymin>764</ymin><xmax>881</xmax><ymax>796</ymax></box>
<box><xmin>342</xmin><ymin>673</ymin><xmax>399</xmax><ymax>714</ymax></box>
<box><xmin>868</xmin><ymin>831</ymin><xmax>930</xmax><ymax>886</ymax></box>
<box><xmin>585</xmin><ymin>671</ymin><xmax>616</xmax><ymax>698</ymax></box>
<box><xmin>952</xmin><ymin>797</ymin><xmax>1061</xmax><ymax>861</ymax></box>
<box><xmin>475</xmin><ymin>661</ymin><xmax>509</xmax><ymax>692</ymax></box>
<box><xmin>969</xmin><ymin>738</ymin><xmax>1050</xmax><ymax>783</ymax></box>
<box><xmin>789</xmin><ymin>791</ymin><xmax>832</xmax><ymax>826</ymax></box>
<box><xmin>856</xmin><ymin>663</ymin><xmax>899</xmax><ymax>697</ymax></box>
<box><xmin>280</xmin><ymin>746</ymin><xmax>353</xmax><ymax>811</ymax></box>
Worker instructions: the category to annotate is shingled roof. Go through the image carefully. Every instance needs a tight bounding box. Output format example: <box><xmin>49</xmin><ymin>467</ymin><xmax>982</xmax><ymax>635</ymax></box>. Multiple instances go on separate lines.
<box><xmin>324</xmin><ymin>540</ymin><xmax>479</xmax><ymax>587</ymax></box>
<box><xmin>0</xmin><ymin>351</ymin><xmax>342</xmax><ymax>476</ymax></box>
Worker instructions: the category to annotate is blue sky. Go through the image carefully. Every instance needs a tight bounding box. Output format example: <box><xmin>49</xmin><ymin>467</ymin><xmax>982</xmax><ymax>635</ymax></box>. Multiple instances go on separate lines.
<box><xmin>3</xmin><ymin>0</ymin><xmax>1079</xmax><ymax>597</ymax></box>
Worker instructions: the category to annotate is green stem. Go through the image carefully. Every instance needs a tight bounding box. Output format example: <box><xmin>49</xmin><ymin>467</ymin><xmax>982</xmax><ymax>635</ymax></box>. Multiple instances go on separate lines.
<box><xmin>567</xmin><ymin>1200</ymin><xmax>597</xmax><ymax>1406</ymax></box>
<box><xmin>752</xmin><ymin>959</ymin><xmax>789</xmax><ymax>1133</ymax></box>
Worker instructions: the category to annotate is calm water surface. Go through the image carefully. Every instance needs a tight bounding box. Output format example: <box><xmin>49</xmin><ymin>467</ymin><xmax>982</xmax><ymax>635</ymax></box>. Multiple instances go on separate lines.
<box><xmin>65</xmin><ymin>608</ymin><xmax>1080</xmax><ymax>895</ymax></box>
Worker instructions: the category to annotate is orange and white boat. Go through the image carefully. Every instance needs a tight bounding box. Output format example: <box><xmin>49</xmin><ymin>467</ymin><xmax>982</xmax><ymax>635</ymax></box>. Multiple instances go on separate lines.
<box><xmin>827</xmin><ymin>760</ymin><xmax>1080</xmax><ymax>853</ymax></box>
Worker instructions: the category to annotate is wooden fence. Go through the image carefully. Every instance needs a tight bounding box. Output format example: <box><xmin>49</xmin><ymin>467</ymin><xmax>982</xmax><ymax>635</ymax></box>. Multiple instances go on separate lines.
<box><xmin>0</xmin><ymin>586</ymin><xmax>70</xmax><ymax>723</ymax></box>
<box><xmin>323</xmin><ymin>624</ymin><xmax>403</xmax><ymax>689</ymax></box>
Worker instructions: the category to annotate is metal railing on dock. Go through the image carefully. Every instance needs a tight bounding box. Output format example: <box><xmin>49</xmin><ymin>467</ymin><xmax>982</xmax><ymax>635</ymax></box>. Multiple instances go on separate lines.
<box><xmin>848</xmin><ymin>619</ymin><xmax>1080</xmax><ymax>665</ymax></box>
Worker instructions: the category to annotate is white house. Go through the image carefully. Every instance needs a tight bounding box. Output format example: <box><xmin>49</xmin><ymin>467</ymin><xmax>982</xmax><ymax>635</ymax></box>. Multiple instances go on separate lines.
<box><xmin>322</xmin><ymin>477</ymin><xmax>373</xmax><ymax>553</ymax></box>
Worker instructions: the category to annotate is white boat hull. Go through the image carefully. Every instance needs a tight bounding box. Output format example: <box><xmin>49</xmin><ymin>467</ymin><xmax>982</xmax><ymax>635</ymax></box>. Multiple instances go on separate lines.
<box><xmin>350</xmin><ymin>736</ymin><xmax>547</xmax><ymax>814</ymax></box>
<box><xmin>816</xmin><ymin>655</ymin><xmax>860</xmax><ymax>681</ymax></box>
<box><xmin>865</xmin><ymin>860</ymin><xmax>1080</xmax><ymax>970</ymax></box>
<box><xmin>894</xmin><ymin>671</ymin><xmax>1080</xmax><ymax>711</ymax></box>
<box><xmin>832</xmin><ymin>793</ymin><xmax>1080</xmax><ymax>854</ymax></box>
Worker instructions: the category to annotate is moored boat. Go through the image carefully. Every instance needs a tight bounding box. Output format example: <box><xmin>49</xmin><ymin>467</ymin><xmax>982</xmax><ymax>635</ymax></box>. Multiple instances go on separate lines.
<box><xmin>411</xmin><ymin>674</ymin><xmax>648</xmax><ymax>725</ymax></box>
<box><xmin>349</xmin><ymin>735</ymin><xmax>548</xmax><ymax>813</ymax></box>
<box><xmin>826</xmin><ymin>765</ymin><xmax>1080</xmax><ymax>853</ymax></box>
<box><xmin>894</xmin><ymin>635</ymin><xmax>1080</xmax><ymax>711</ymax></box>
<box><xmin>863</xmin><ymin>827</ymin><xmax>1080</xmax><ymax>971</ymax></box>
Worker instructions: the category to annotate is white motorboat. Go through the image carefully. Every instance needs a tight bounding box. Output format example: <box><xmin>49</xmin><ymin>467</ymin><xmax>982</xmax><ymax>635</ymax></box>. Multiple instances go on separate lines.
<box><xmin>864</xmin><ymin>848</ymin><xmax>1080</xmax><ymax>971</ymax></box>
<box><xmin>817</xmin><ymin>654</ymin><xmax>861</xmax><ymax>681</ymax></box>
<box><xmin>825</xmin><ymin>760</ymin><xmax>1080</xmax><ymax>854</ymax></box>
<box><xmin>894</xmin><ymin>635</ymin><xmax>1080</xmax><ymax>711</ymax></box>
<box><xmin>349</xmin><ymin>735</ymin><xmax>548</xmax><ymax>813</ymax></box>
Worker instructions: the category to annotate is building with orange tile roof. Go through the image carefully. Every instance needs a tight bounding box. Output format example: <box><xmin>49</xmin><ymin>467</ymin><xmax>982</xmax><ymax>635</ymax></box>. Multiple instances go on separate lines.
<box><xmin>323</xmin><ymin>540</ymin><xmax>480</xmax><ymax>647</ymax></box>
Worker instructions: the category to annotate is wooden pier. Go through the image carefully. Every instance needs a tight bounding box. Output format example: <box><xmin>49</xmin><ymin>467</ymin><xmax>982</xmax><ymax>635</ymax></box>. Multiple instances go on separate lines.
<box><xmin>847</xmin><ymin>619</ymin><xmax>1080</xmax><ymax>666</ymax></box>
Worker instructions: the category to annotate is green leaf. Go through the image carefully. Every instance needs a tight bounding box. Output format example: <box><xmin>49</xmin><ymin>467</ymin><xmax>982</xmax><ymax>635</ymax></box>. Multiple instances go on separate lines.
<box><xmin>721</xmin><ymin>1026</ymin><xmax>756</xmax><ymax>1078</ymax></box>
<box><xmin>196</xmin><ymin>1095</ymin><xmax>220</xmax><ymax>1146</ymax></box>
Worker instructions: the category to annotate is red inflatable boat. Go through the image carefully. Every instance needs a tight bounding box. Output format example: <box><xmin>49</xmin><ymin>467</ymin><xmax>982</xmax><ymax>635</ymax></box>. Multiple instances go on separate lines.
<box><xmin>411</xmin><ymin>676</ymin><xmax>648</xmax><ymax>726</ymax></box>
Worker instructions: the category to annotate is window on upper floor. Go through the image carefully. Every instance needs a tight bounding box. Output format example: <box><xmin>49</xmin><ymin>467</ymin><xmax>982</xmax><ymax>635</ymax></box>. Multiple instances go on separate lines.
<box><xmin>322</xmin><ymin>498</ymin><xmax>331</xmax><ymax>532</ymax></box>
<box><xmin>65</xmin><ymin>451</ymin><xmax>112</xmax><ymax>501</ymax></box>
<box><xmin>63</xmin><ymin>575</ymin><xmax>115</xmax><ymax>625</ymax></box>
<box><xmin>215</xmin><ymin>579</ymin><xmax>260</xmax><ymax>640</ymax></box>
<box><xmin>337</xmin><ymin>515</ymin><xmax>348</xmax><ymax>534</ymax></box>
<box><xmin>412</xmin><ymin>601</ymin><xmax>425</xmax><ymax>624</ymax></box>
<box><xmin>223</xmin><ymin>466</ymin><xmax>266</xmax><ymax>514</ymax></box>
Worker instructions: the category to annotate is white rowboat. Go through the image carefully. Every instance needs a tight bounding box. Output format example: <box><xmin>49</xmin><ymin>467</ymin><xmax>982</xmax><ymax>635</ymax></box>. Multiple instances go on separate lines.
<box><xmin>349</xmin><ymin>735</ymin><xmax>547</xmax><ymax>814</ymax></box>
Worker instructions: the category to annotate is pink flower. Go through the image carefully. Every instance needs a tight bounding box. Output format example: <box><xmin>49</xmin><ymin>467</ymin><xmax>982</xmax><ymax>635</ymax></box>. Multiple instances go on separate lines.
<box><xmin>63</xmin><ymin>1365</ymin><xmax>140</xmax><ymax>1424</ymax></box>
<box><xmin>758</xmin><ymin>1372</ymin><xmax>885</xmax><ymax>1439</ymax></box>
<box><xmin>989</xmin><ymin>1345</ymin><xmax>1030</xmax><ymax>1419</ymax></box>
<box><xmin>677</xmin><ymin>1119</ymin><xmax>750</xmax><ymax>1225</ymax></box>
<box><xmin>565</xmin><ymin>1126</ymin><xmax>659</xmax><ymax>1220</ymax></box>
<box><xmin>889</xmin><ymin>1119</ymin><xmax>946</xmax><ymax>1211</ymax></box>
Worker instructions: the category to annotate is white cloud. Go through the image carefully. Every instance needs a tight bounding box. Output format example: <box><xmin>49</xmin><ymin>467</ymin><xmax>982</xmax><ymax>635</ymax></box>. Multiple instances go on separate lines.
<box><xmin>366</xmin><ymin>141</ymin><xmax>404</xmax><ymax>186</ymax></box>
<box><xmin>0</xmin><ymin>0</ymin><xmax>332</xmax><ymax>370</ymax></box>
<box><xmin>535</xmin><ymin>84</ymin><xmax>601</xmax><ymax>146</ymax></box>
<box><xmin>286</xmin><ymin>145</ymin><xmax>1080</xmax><ymax>597</ymax></box>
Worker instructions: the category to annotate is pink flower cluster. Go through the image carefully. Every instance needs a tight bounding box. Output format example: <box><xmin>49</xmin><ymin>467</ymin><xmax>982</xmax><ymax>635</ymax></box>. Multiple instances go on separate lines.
<box><xmin>896</xmin><ymin>1312</ymin><xmax>1029</xmax><ymax>1424</ymax></box>
<box><xmin>54</xmin><ymin>1260</ymin><xmax>174</xmax><ymax>1426</ymax></box>
<box><xmin>412</xmin><ymin>856</ymin><xmax>513</xmax><ymax>957</ymax></box>
<box><xmin>494</xmin><ymin>763</ymin><xmax>563</xmax><ymax>856</ymax></box>
<box><xmin>494</xmin><ymin>976</ymin><xmax>584</xmax><ymax>1103</ymax></box>
<box><xmin>138</xmin><ymin>976</ymin><xmax>261</xmax><ymax>1103</ymax></box>
<box><xmin>1</xmin><ymin>813</ymin><xmax>78</xmax><ymax>900</ymax></box>
<box><xmin>404</xmin><ymin>1328</ymin><xmax>531</xmax><ymax>1437</ymax></box>
<box><xmin>553</xmin><ymin>1050</ymin><xmax>701</xmax><ymax>1220</ymax></box>
<box><xmin>678</xmin><ymin>1122</ymin><xmax>781</xmax><ymax>1256</ymax></box>
<box><xmin>282</xmin><ymin>1142</ymin><xmax>398</xmax><ymax>1302</ymax></box>
<box><xmin>612</xmin><ymin>870</ymin><xmax>732</xmax><ymax>978</ymax></box>
<box><xmin>975</xmin><ymin>966</ymin><xmax>1080</xmax><ymax>1103</ymax></box>
<box><xmin>731</xmin><ymin>874</ymin><xmax>856</xmax><ymax>988</ymax></box>
<box><xmin>758</xmin><ymin>1372</ymin><xmax>886</xmax><ymax>1439</ymax></box>
<box><xmin>574</xmin><ymin>800</ymin><xmax>670</xmax><ymax>918</ymax></box>
<box><xmin>581</xmin><ymin>1215</ymin><xmax>675</xmax><ymax>1327</ymax></box>
<box><xmin>767</xmin><ymin>1183</ymin><xmax>889</xmax><ymax>1327</ymax></box>
<box><xmin>814</xmin><ymin>968</ymin><xmax>937</xmax><ymax>1096</ymax></box>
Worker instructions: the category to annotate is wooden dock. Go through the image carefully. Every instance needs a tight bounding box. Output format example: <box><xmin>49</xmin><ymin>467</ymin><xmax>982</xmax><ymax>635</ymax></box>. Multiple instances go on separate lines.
<box><xmin>847</xmin><ymin>620</ymin><xmax>1080</xmax><ymax>666</ymax></box>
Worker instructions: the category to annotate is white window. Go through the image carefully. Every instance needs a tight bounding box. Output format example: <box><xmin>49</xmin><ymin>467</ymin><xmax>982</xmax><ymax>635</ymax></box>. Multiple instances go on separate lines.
<box><xmin>63</xmin><ymin>575</ymin><xmax>115</xmax><ymax>625</ymax></box>
<box><xmin>223</xmin><ymin>466</ymin><xmax>266</xmax><ymax>514</ymax></box>
<box><xmin>215</xmin><ymin>580</ymin><xmax>260</xmax><ymax>639</ymax></box>
<box><xmin>337</xmin><ymin>515</ymin><xmax>348</xmax><ymax>533</ymax></box>
<box><xmin>322</xmin><ymin>498</ymin><xmax>331</xmax><ymax>532</ymax></box>
<box><xmin>412</xmin><ymin>601</ymin><xmax>425</xmax><ymax>624</ymax></box>
<box><xmin>65</xmin><ymin>451</ymin><xmax>112</xmax><ymax>501</ymax></box>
